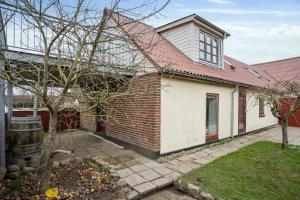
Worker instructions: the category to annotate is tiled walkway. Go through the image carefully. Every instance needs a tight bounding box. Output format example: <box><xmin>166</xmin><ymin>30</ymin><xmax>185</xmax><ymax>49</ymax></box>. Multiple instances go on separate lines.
<box><xmin>49</xmin><ymin>126</ymin><xmax>300</xmax><ymax>199</ymax></box>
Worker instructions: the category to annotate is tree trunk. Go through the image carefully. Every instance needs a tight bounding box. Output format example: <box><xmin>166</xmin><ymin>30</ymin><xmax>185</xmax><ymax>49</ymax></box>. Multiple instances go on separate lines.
<box><xmin>281</xmin><ymin>118</ymin><xmax>289</xmax><ymax>150</ymax></box>
<box><xmin>39</xmin><ymin>111</ymin><xmax>57</xmax><ymax>193</ymax></box>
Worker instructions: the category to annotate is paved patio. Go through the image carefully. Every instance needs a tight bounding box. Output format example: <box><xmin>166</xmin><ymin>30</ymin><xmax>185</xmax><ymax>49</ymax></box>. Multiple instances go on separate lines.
<box><xmin>47</xmin><ymin>126</ymin><xmax>300</xmax><ymax>199</ymax></box>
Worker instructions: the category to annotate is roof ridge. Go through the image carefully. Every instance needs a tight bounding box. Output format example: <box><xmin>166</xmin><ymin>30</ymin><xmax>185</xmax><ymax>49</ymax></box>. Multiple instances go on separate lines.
<box><xmin>105</xmin><ymin>8</ymin><xmax>156</xmax><ymax>29</ymax></box>
<box><xmin>253</xmin><ymin>56</ymin><xmax>300</xmax><ymax>66</ymax></box>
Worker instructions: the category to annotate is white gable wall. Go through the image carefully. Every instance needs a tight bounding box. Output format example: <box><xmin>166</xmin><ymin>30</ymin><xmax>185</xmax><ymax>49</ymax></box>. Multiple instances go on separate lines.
<box><xmin>160</xmin><ymin>76</ymin><xmax>277</xmax><ymax>154</ymax></box>
<box><xmin>160</xmin><ymin>23</ymin><xmax>194</xmax><ymax>59</ymax></box>
<box><xmin>160</xmin><ymin>22</ymin><xmax>225</xmax><ymax>69</ymax></box>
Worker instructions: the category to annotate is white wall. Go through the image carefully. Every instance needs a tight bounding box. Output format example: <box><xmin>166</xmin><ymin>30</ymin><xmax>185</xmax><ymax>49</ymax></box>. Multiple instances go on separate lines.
<box><xmin>160</xmin><ymin>76</ymin><xmax>238</xmax><ymax>154</ymax></box>
<box><xmin>246</xmin><ymin>92</ymin><xmax>278</xmax><ymax>132</ymax></box>
<box><xmin>160</xmin><ymin>76</ymin><xmax>277</xmax><ymax>154</ymax></box>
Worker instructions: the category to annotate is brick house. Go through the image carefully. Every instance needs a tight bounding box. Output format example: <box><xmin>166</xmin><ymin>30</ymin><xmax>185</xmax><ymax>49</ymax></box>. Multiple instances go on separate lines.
<box><xmin>81</xmin><ymin>12</ymin><xmax>279</xmax><ymax>158</ymax></box>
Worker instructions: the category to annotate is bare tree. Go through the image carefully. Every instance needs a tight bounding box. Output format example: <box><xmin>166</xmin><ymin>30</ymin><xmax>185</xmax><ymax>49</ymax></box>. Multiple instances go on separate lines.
<box><xmin>252</xmin><ymin>74</ymin><xmax>300</xmax><ymax>150</ymax></box>
<box><xmin>0</xmin><ymin>0</ymin><xmax>169</xmax><ymax>193</ymax></box>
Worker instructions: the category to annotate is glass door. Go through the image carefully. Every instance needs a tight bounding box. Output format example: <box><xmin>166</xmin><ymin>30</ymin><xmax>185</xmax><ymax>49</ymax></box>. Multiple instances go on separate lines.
<box><xmin>206</xmin><ymin>94</ymin><xmax>219</xmax><ymax>142</ymax></box>
<box><xmin>238</xmin><ymin>91</ymin><xmax>246</xmax><ymax>134</ymax></box>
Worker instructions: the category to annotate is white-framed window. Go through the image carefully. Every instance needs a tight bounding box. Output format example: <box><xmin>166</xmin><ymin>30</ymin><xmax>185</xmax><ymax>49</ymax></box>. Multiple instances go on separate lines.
<box><xmin>199</xmin><ymin>31</ymin><xmax>219</xmax><ymax>65</ymax></box>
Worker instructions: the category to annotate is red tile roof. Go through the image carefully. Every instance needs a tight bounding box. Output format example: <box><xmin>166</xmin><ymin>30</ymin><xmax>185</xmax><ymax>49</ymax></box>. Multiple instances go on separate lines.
<box><xmin>109</xmin><ymin>12</ymin><xmax>271</xmax><ymax>87</ymax></box>
<box><xmin>253</xmin><ymin>56</ymin><xmax>300</xmax><ymax>84</ymax></box>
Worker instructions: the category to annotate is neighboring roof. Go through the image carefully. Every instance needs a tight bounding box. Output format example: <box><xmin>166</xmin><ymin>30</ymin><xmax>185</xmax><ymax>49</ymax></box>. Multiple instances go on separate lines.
<box><xmin>253</xmin><ymin>56</ymin><xmax>300</xmax><ymax>84</ymax></box>
<box><xmin>155</xmin><ymin>14</ymin><xmax>230</xmax><ymax>37</ymax></box>
<box><xmin>109</xmin><ymin>11</ymin><xmax>271</xmax><ymax>87</ymax></box>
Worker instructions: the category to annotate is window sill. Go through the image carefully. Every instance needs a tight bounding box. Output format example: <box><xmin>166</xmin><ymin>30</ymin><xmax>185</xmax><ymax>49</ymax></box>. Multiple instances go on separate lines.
<box><xmin>206</xmin><ymin>134</ymin><xmax>218</xmax><ymax>142</ymax></box>
<box><xmin>259</xmin><ymin>113</ymin><xmax>265</xmax><ymax>118</ymax></box>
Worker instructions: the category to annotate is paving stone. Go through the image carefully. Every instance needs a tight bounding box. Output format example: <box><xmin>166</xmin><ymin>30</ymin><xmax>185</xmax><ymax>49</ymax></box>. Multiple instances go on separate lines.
<box><xmin>123</xmin><ymin>160</ymin><xmax>140</xmax><ymax>168</ymax></box>
<box><xmin>151</xmin><ymin>177</ymin><xmax>172</xmax><ymax>188</ymax></box>
<box><xmin>178</xmin><ymin>155</ymin><xmax>193</xmax><ymax>161</ymax></box>
<box><xmin>178</xmin><ymin>195</ymin><xmax>197</xmax><ymax>200</ymax></box>
<box><xmin>144</xmin><ymin>161</ymin><xmax>161</xmax><ymax>169</ymax></box>
<box><xmin>164</xmin><ymin>171</ymin><xmax>182</xmax><ymax>181</ymax></box>
<box><xmin>176</xmin><ymin>165</ymin><xmax>193</xmax><ymax>174</ymax></box>
<box><xmin>168</xmin><ymin>159</ymin><xmax>183</xmax><ymax>166</ymax></box>
<box><xmin>153</xmin><ymin>166</ymin><xmax>173</xmax><ymax>176</ymax></box>
<box><xmin>117</xmin><ymin>168</ymin><xmax>135</xmax><ymax>178</ymax></box>
<box><xmin>117</xmin><ymin>179</ymin><xmax>128</xmax><ymax>187</ymax></box>
<box><xmin>185</xmin><ymin>161</ymin><xmax>201</xmax><ymax>169</ymax></box>
<box><xmin>130</xmin><ymin>164</ymin><xmax>148</xmax><ymax>173</ymax></box>
<box><xmin>127</xmin><ymin>190</ymin><xmax>139</xmax><ymax>200</ymax></box>
<box><xmin>193</xmin><ymin>158</ymin><xmax>210</xmax><ymax>165</ymax></box>
<box><xmin>139</xmin><ymin>169</ymin><xmax>161</xmax><ymax>181</ymax></box>
<box><xmin>187</xmin><ymin>151</ymin><xmax>208</xmax><ymax>159</ymax></box>
<box><xmin>201</xmin><ymin>148</ymin><xmax>215</xmax><ymax>155</ymax></box>
<box><xmin>133</xmin><ymin>182</ymin><xmax>156</xmax><ymax>195</ymax></box>
<box><xmin>162</xmin><ymin>162</ymin><xmax>178</xmax><ymax>171</ymax></box>
<box><xmin>123</xmin><ymin>174</ymin><xmax>147</xmax><ymax>187</ymax></box>
<box><xmin>135</xmin><ymin>157</ymin><xmax>152</xmax><ymax>164</ymax></box>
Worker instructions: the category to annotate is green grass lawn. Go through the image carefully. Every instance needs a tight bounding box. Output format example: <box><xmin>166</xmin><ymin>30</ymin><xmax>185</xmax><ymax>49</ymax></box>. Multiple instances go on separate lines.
<box><xmin>181</xmin><ymin>141</ymin><xmax>300</xmax><ymax>200</ymax></box>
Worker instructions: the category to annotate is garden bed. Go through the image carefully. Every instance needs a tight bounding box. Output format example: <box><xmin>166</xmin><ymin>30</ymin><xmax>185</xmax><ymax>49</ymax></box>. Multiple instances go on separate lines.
<box><xmin>180</xmin><ymin>141</ymin><xmax>300</xmax><ymax>200</ymax></box>
<box><xmin>0</xmin><ymin>160</ymin><xmax>125</xmax><ymax>199</ymax></box>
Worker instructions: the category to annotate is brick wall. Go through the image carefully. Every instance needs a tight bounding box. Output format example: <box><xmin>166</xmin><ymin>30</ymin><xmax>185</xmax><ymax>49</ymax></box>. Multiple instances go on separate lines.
<box><xmin>80</xmin><ymin>109</ymin><xmax>97</xmax><ymax>132</ymax></box>
<box><xmin>106</xmin><ymin>73</ymin><xmax>161</xmax><ymax>153</ymax></box>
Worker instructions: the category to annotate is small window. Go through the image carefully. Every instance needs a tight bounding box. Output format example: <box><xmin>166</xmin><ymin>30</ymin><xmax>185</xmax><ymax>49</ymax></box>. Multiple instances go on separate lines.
<box><xmin>259</xmin><ymin>98</ymin><xmax>265</xmax><ymax>117</ymax></box>
<box><xmin>199</xmin><ymin>31</ymin><xmax>219</xmax><ymax>65</ymax></box>
<box><xmin>206</xmin><ymin>94</ymin><xmax>219</xmax><ymax>141</ymax></box>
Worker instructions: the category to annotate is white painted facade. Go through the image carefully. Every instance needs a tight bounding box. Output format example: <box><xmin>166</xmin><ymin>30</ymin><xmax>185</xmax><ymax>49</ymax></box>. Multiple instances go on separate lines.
<box><xmin>160</xmin><ymin>76</ymin><xmax>277</xmax><ymax>154</ymax></box>
<box><xmin>246</xmin><ymin>93</ymin><xmax>278</xmax><ymax>132</ymax></box>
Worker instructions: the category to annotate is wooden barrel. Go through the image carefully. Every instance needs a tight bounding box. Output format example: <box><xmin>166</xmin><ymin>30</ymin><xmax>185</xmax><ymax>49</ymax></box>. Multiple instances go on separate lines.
<box><xmin>9</xmin><ymin>116</ymin><xmax>44</xmax><ymax>159</ymax></box>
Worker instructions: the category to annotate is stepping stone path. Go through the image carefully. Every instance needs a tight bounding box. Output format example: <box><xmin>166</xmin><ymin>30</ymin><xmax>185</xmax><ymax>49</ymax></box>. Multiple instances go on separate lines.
<box><xmin>51</xmin><ymin>126</ymin><xmax>300</xmax><ymax>199</ymax></box>
<box><xmin>115</xmin><ymin>126</ymin><xmax>297</xmax><ymax>199</ymax></box>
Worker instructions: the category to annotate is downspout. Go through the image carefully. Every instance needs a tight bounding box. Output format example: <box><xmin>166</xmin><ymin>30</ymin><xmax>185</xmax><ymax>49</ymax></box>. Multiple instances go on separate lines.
<box><xmin>231</xmin><ymin>85</ymin><xmax>238</xmax><ymax>138</ymax></box>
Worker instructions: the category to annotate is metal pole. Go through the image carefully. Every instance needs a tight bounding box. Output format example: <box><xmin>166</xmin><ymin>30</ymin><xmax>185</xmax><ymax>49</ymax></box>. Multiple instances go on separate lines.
<box><xmin>33</xmin><ymin>95</ymin><xmax>37</xmax><ymax>117</ymax></box>
<box><xmin>0</xmin><ymin>7</ymin><xmax>6</xmax><ymax>167</ymax></box>
<box><xmin>0</xmin><ymin>67</ymin><xmax>5</xmax><ymax>167</ymax></box>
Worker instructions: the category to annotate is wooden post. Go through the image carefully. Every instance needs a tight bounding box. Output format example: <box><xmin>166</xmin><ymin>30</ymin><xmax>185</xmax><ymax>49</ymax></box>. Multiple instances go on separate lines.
<box><xmin>7</xmin><ymin>83</ymin><xmax>12</xmax><ymax>123</ymax></box>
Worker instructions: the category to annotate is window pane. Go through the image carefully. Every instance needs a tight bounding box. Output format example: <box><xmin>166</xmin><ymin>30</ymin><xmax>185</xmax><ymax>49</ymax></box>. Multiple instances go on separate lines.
<box><xmin>200</xmin><ymin>42</ymin><xmax>205</xmax><ymax>50</ymax></box>
<box><xmin>200</xmin><ymin>33</ymin><xmax>205</xmax><ymax>41</ymax></box>
<box><xmin>206</xmin><ymin>36</ymin><xmax>211</xmax><ymax>44</ymax></box>
<box><xmin>200</xmin><ymin>51</ymin><xmax>205</xmax><ymax>59</ymax></box>
<box><xmin>206</xmin><ymin>53</ymin><xmax>211</xmax><ymax>61</ymax></box>
<box><xmin>213</xmin><ymin>56</ymin><xmax>217</xmax><ymax>63</ymax></box>
<box><xmin>213</xmin><ymin>47</ymin><xmax>217</xmax><ymax>55</ymax></box>
<box><xmin>212</xmin><ymin>38</ymin><xmax>217</xmax><ymax>47</ymax></box>
<box><xmin>206</xmin><ymin>45</ymin><xmax>211</xmax><ymax>53</ymax></box>
<box><xmin>206</xmin><ymin>95</ymin><xmax>218</xmax><ymax>135</ymax></box>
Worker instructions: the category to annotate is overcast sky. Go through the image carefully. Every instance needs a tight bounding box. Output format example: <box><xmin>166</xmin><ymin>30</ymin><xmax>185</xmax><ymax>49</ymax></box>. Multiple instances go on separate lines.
<box><xmin>142</xmin><ymin>0</ymin><xmax>300</xmax><ymax>64</ymax></box>
<box><xmin>8</xmin><ymin>0</ymin><xmax>300</xmax><ymax>64</ymax></box>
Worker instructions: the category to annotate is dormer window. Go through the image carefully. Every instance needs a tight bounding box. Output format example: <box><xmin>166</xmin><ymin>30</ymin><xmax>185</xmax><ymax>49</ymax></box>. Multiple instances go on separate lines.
<box><xmin>199</xmin><ymin>31</ymin><xmax>219</xmax><ymax>65</ymax></box>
